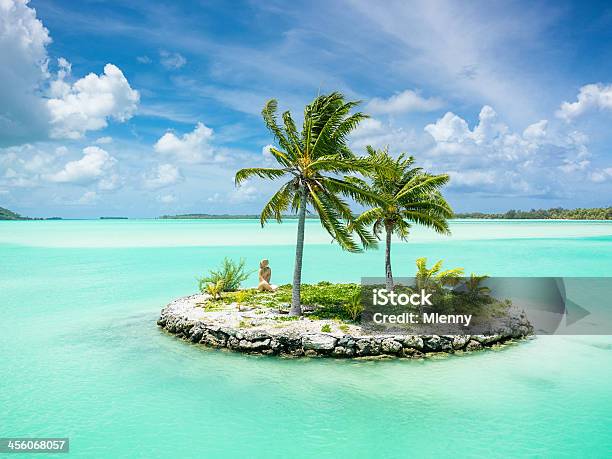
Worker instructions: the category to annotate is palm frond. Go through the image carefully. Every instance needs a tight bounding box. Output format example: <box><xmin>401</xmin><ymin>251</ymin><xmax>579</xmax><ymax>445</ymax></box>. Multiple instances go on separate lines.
<box><xmin>307</xmin><ymin>184</ymin><xmax>361</xmax><ymax>253</ymax></box>
<box><xmin>396</xmin><ymin>174</ymin><xmax>450</xmax><ymax>200</ymax></box>
<box><xmin>400</xmin><ymin>210</ymin><xmax>450</xmax><ymax>234</ymax></box>
<box><xmin>281</xmin><ymin>111</ymin><xmax>301</xmax><ymax>160</ymax></box>
<box><xmin>260</xmin><ymin>181</ymin><xmax>295</xmax><ymax>226</ymax></box>
<box><xmin>261</xmin><ymin>99</ymin><xmax>295</xmax><ymax>154</ymax></box>
<box><xmin>321</xmin><ymin>176</ymin><xmax>385</xmax><ymax>207</ymax></box>
<box><xmin>235</xmin><ymin>167</ymin><xmax>287</xmax><ymax>185</ymax></box>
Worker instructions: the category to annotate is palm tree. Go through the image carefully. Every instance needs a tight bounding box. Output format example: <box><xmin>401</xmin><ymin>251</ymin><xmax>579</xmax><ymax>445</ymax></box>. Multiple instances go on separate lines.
<box><xmin>464</xmin><ymin>274</ymin><xmax>491</xmax><ymax>298</ymax></box>
<box><xmin>415</xmin><ymin>257</ymin><xmax>464</xmax><ymax>292</ymax></box>
<box><xmin>353</xmin><ymin>147</ymin><xmax>453</xmax><ymax>291</ymax></box>
<box><xmin>235</xmin><ymin>93</ymin><xmax>377</xmax><ymax>315</ymax></box>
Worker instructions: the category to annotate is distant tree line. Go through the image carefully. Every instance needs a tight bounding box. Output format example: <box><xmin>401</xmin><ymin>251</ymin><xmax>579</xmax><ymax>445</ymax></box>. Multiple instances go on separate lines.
<box><xmin>159</xmin><ymin>213</ymin><xmax>320</xmax><ymax>219</ymax></box>
<box><xmin>453</xmin><ymin>207</ymin><xmax>612</xmax><ymax>220</ymax></box>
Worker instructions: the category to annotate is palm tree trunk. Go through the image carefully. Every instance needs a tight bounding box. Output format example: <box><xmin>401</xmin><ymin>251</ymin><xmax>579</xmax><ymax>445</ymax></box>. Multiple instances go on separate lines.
<box><xmin>290</xmin><ymin>185</ymin><xmax>307</xmax><ymax>316</ymax></box>
<box><xmin>385</xmin><ymin>223</ymin><xmax>393</xmax><ymax>291</ymax></box>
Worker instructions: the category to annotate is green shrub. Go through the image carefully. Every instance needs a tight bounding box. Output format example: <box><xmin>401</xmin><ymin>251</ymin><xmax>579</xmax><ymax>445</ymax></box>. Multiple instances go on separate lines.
<box><xmin>235</xmin><ymin>289</ymin><xmax>254</xmax><ymax>311</ymax></box>
<box><xmin>339</xmin><ymin>324</ymin><xmax>349</xmax><ymax>333</ymax></box>
<box><xmin>274</xmin><ymin>315</ymin><xmax>299</xmax><ymax>322</ymax></box>
<box><xmin>343</xmin><ymin>290</ymin><xmax>364</xmax><ymax>321</ymax></box>
<box><xmin>205</xmin><ymin>279</ymin><xmax>224</xmax><ymax>300</ymax></box>
<box><xmin>321</xmin><ymin>324</ymin><xmax>332</xmax><ymax>332</ymax></box>
<box><xmin>198</xmin><ymin>258</ymin><xmax>255</xmax><ymax>292</ymax></box>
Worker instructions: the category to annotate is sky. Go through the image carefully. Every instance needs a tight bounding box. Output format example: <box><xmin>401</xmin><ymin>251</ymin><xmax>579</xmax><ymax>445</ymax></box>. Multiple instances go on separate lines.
<box><xmin>1</xmin><ymin>0</ymin><xmax>612</xmax><ymax>218</ymax></box>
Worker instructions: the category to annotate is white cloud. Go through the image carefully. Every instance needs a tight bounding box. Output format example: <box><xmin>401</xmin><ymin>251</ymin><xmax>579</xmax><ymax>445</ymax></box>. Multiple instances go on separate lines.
<box><xmin>154</xmin><ymin>122</ymin><xmax>215</xmax><ymax>163</ymax></box>
<box><xmin>421</xmin><ymin>105</ymin><xmax>600</xmax><ymax>196</ymax></box>
<box><xmin>351</xmin><ymin>118</ymin><xmax>385</xmax><ymax>137</ymax></box>
<box><xmin>556</xmin><ymin>83</ymin><xmax>612</xmax><ymax>122</ymax></box>
<box><xmin>98</xmin><ymin>173</ymin><xmax>121</xmax><ymax>191</ymax></box>
<box><xmin>424</xmin><ymin>112</ymin><xmax>471</xmax><ymax>143</ymax></box>
<box><xmin>136</xmin><ymin>55</ymin><xmax>152</xmax><ymax>64</ymax></box>
<box><xmin>446</xmin><ymin>170</ymin><xmax>496</xmax><ymax>187</ymax></box>
<box><xmin>522</xmin><ymin>120</ymin><xmax>548</xmax><ymax>140</ymax></box>
<box><xmin>1</xmin><ymin>2</ymin><xmax>139</xmax><ymax>145</ymax></box>
<box><xmin>231</xmin><ymin>181</ymin><xmax>258</xmax><ymax>202</ymax></box>
<box><xmin>160</xmin><ymin>50</ymin><xmax>186</xmax><ymax>69</ymax></box>
<box><xmin>77</xmin><ymin>190</ymin><xmax>98</xmax><ymax>204</ymax></box>
<box><xmin>425</xmin><ymin>106</ymin><xmax>537</xmax><ymax>159</ymax></box>
<box><xmin>0</xmin><ymin>0</ymin><xmax>51</xmax><ymax>146</ymax></box>
<box><xmin>367</xmin><ymin>89</ymin><xmax>443</xmax><ymax>114</ymax></box>
<box><xmin>589</xmin><ymin>168</ymin><xmax>612</xmax><ymax>183</ymax></box>
<box><xmin>46</xmin><ymin>146</ymin><xmax>116</xmax><ymax>184</ymax></box>
<box><xmin>209</xmin><ymin>181</ymin><xmax>258</xmax><ymax>203</ymax></box>
<box><xmin>157</xmin><ymin>193</ymin><xmax>176</xmax><ymax>203</ymax></box>
<box><xmin>47</xmin><ymin>62</ymin><xmax>140</xmax><ymax>139</ymax></box>
<box><xmin>558</xmin><ymin>159</ymin><xmax>590</xmax><ymax>174</ymax></box>
<box><xmin>143</xmin><ymin>163</ymin><xmax>181</xmax><ymax>189</ymax></box>
<box><xmin>425</xmin><ymin>106</ymin><xmax>510</xmax><ymax>147</ymax></box>
<box><xmin>95</xmin><ymin>136</ymin><xmax>113</xmax><ymax>145</ymax></box>
<box><xmin>350</xmin><ymin>118</ymin><xmax>422</xmax><ymax>152</ymax></box>
<box><xmin>262</xmin><ymin>144</ymin><xmax>276</xmax><ymax>164</ymax></box>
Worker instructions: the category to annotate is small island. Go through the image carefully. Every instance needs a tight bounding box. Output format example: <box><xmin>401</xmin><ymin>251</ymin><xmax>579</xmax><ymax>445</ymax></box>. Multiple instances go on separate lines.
<box><xmin>157</xmin><ymin>92</ymin><xmax>535</xmax><ymax>360</ymax></box>
<box><xmin>157</xmin><ymin>282</ymin><xmax>533</xmax><ymax>358</ymax></box>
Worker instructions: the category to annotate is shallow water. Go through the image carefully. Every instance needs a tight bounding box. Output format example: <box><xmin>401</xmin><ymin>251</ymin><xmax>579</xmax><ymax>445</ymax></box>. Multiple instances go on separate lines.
<box><xmin>1</xmin><ymin>220</ymin><xmax>611</xmax><ymax>457</ymax></box>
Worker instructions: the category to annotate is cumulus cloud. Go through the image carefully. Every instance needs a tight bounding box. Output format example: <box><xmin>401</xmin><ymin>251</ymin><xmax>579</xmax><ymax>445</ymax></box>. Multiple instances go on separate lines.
<box><xmin>422</xmin><ymin>105</ymin><xmax>597</xmax><ymax>196</ymax></box>
<box><xmin>0</xmin><ymin>2</ymin><xmax>139</xmax><ymax>145</ymax></box>
<box><xmin>367</xmin><ymin>89</ymin><xmax>443</xmax><ymax>114</ymax></box>
<box><xmin>0</xmin><ymin>0</ymin><xmax>52</xmax><ymax>146</ymax></box>
<box><xmin>47</xmin><ymin>62</ymin><xmax>140</xmax><ymax>139</ymax></box>
<box><xmin>426</xmin><ymin>106</ymin><xmax>535</xmax><ymax>158</ymax></box>
<box><xmin>424</xmin><ymin>112</ymin><xmax>471</xmax><ymax>144</ymax></box>
<box><xmin>143</xmin><ymin>163</ymin><xmax>182</xmax><ymax>189</ymax></box>
<box><xmin>160</xmin><ymin>50</ymin><xmax>186</xmax><ymax>69</ymax></box>
<box><xmin>0</xmin><ymin>144</ymin><xmax>55</xmax><ymax>188</ymax></box>
<box><xmin>46</xmin><ymin>146</ymin><xmax>116</xmax><ymax>184</ymax></box>
<box><xmin>154</xmin><ymin>122</ymin><xmax>215</xmax><ymax>163</ymax></box>
<box><xmin>556</xmin><ymin>83</ymin><xmax>612</xmax><ymax>122</ymax></box>
<box><xmin>522</xmin><ymin>120</ymin><xmax>548</xmax><ymax>140</ymax></box>
<box><xmin>558</xmin><ymin>159</ymin><xmax>590</xmax><ymax>174</ymax></box>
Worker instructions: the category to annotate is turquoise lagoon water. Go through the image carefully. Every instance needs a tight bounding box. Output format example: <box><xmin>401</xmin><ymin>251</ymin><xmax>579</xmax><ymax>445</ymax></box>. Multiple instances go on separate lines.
<box><xmin>1</xmin><ymin>219</ymin><xmax>611</xmax><ymax>458</ymax></box>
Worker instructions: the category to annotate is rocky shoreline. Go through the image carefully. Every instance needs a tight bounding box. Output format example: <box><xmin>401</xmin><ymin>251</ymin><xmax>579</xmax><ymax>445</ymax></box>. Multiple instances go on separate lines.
<box><xmin>157</xmin><ymin>293</ymin><xmax>534</xmax><ymax>358</ymax></box>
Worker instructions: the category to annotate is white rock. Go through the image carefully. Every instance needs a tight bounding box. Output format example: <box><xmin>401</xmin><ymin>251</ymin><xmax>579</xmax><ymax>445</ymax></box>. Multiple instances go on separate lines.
<box><xmin>303</xmin><ymin>334</ymin><xmax>337</xmax><ymax>351</ymax></box>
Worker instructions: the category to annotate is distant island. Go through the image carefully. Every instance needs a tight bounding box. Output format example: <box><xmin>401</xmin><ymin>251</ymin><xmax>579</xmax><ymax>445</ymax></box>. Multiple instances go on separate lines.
<box><xmin>453</xmin><ymin>207</ymin><xmax>612</xmax><ymax>220</ymax></box>
<box><xmin>0</xmin><ymin>206</ymin><xmax>30</xmax><ymax>220</ymax></box>
<box><xmin>3</xmin><ymin>206</ymin><xmax>611</xmax><ymax>221</ymax></box>
<box><xmin>159</xmin><ymin>213</ymin><xmax>319</xmax><ymax>220</ymax></box>
<box><xmin>0</xmin><ymin>206</ymin><xmax>62</xmax><ymax>221</ymax></box>
<box><xmin>160</xmin><ymin>207</ymin><xmax>612</xmax><ymax>221</ymax></box>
